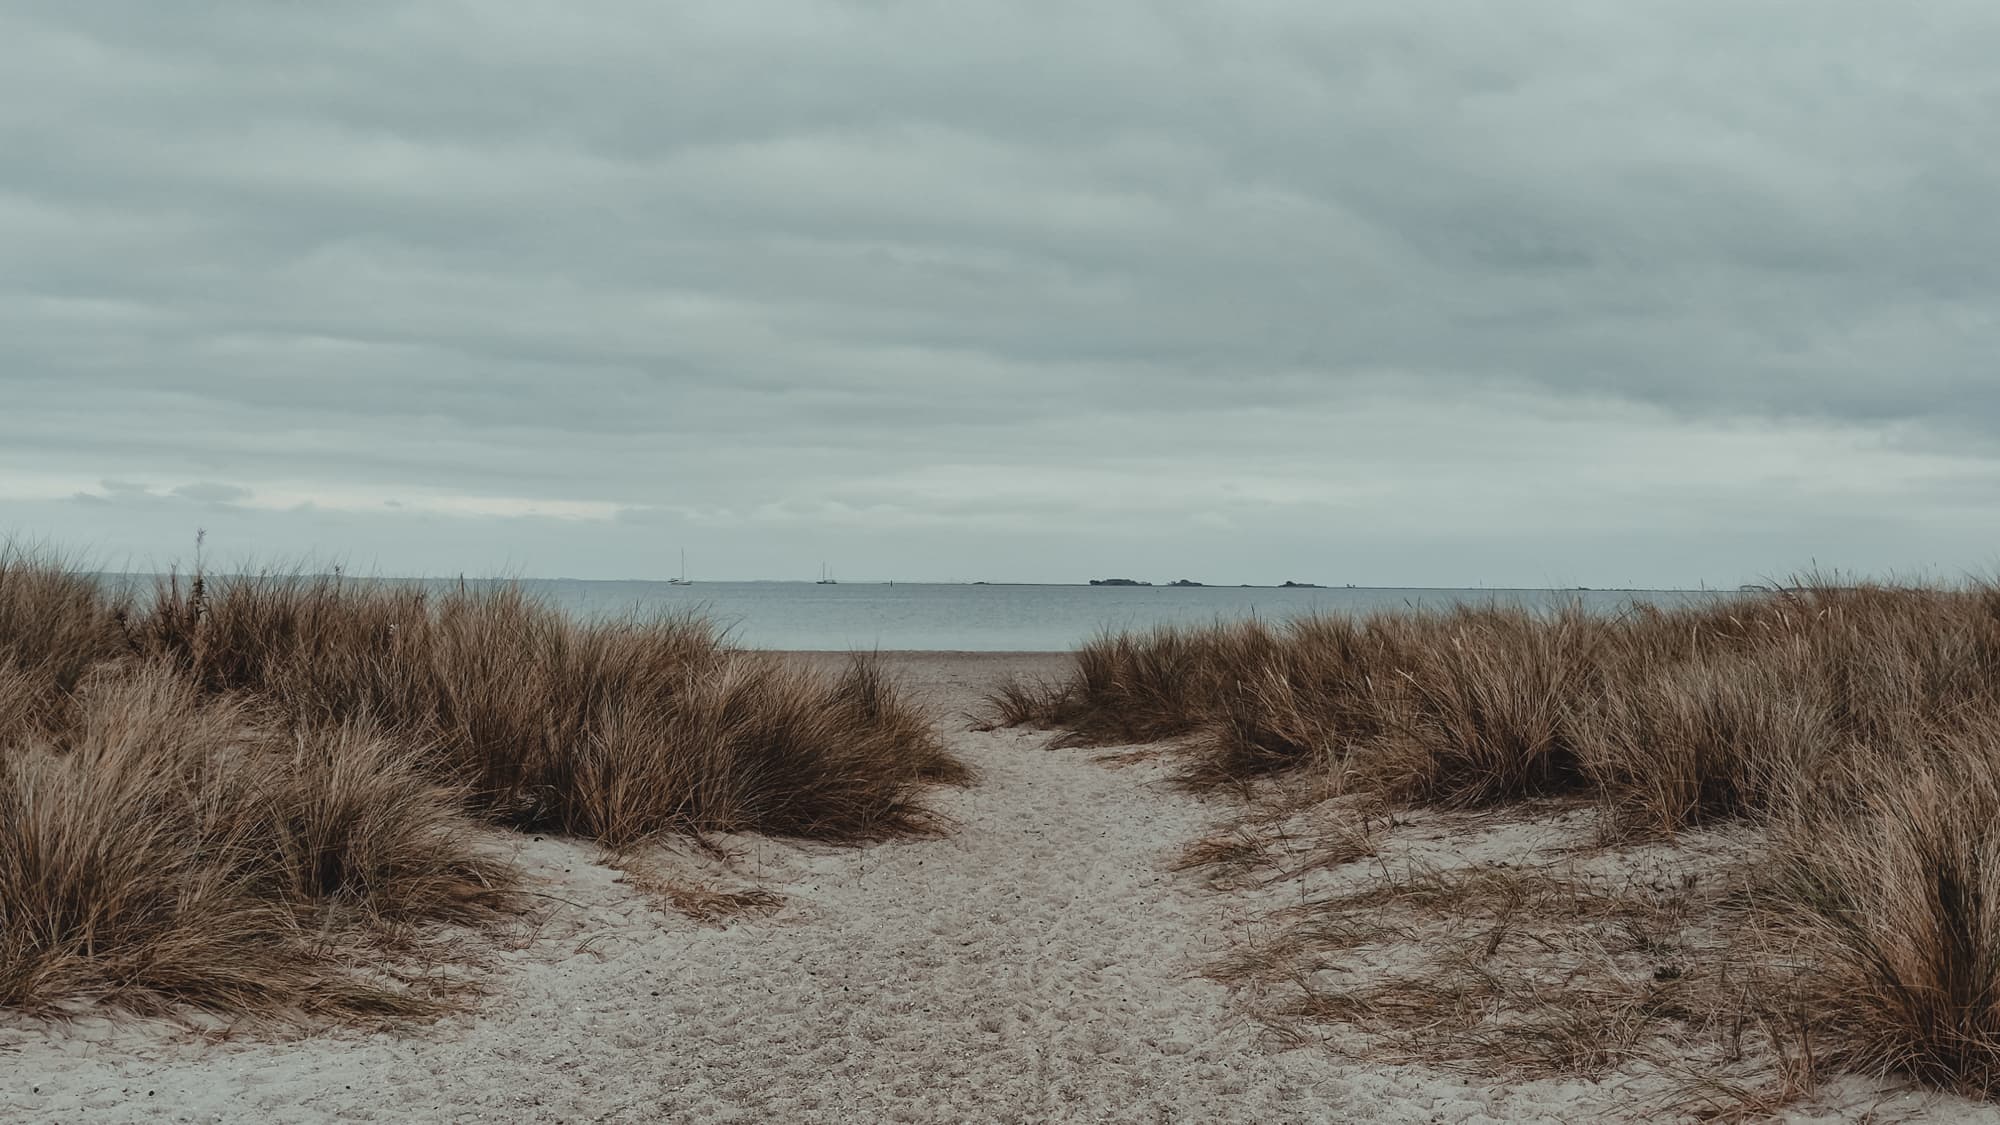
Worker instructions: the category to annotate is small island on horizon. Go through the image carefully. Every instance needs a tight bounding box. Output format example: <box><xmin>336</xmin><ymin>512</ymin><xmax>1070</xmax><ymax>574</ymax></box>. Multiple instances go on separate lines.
<box><xmin>1085</xmin><ymin>577</ymin><xmax>1326</xmax><ymax>588</ymax></box>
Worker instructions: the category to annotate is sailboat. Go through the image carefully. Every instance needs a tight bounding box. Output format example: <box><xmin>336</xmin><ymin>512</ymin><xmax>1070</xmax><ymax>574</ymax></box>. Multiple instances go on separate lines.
<box><xmin>816</xmin><ymin>562</ymin><xmax>837</xmax><ymax>585</ymax></box>
<box><xmin>668</xmin><ymin>550</ymin><xmax>692</xmax><ymax>586</ymax></box>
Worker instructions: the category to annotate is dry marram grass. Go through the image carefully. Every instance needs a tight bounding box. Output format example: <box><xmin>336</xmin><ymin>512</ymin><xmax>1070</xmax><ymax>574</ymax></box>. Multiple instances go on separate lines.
<box><xmin>994</xmin><ymin>581</ymin><xmax>2000</xmax><ymax>1108</ymax></box>
<box><xmin>0</xmin><ymin>550</ymin><xmax>960</xmax><ymax>1022</ymax></box>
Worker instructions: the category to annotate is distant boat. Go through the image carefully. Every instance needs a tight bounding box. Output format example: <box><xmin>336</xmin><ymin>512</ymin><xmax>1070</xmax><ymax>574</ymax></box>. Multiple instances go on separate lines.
<box><xmin>816</xmin><ymin>562</ymin><xmax>837</xmax><ymax>585</ymax></box>
<box><xmin>667</xmin><ymin>550</ymin><xmax>692</xmax><ymax>586</ymax></box>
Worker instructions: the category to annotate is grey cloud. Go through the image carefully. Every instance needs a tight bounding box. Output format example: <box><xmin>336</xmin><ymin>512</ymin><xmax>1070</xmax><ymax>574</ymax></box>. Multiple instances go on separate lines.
<box><xmin>3</xmin><ymin>1</ymin><xmax>1998</xmax><ymax>583</ymax></box>
<box><xmin>170</xmin><ymin>481</ymin><xmax>252</xmax><ymax>505</ymax></box>
<box><xmin>64</xmin><ymin>480</ymin><xmax>238</xmax><ymax>508</ymax></box>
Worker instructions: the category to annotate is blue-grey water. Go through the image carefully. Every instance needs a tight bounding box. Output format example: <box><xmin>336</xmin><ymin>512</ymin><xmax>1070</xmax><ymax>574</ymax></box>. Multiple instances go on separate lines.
<box><xmin>506</xmin><ymin>581</ymin><xmax>1731</xmax><ymax>651</ymax></box>
<box><xmin>108</xmin><ymin>575</ymin><xmax>1736</xmax><ymax>651</ymax></box>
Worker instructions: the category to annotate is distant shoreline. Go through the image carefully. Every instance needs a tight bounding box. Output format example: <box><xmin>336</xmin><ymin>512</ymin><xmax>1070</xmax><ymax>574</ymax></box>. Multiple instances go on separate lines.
<box><xmin>94</xmin><ymin>572</ymin><xmax>1727</xmax><ymax>594</ymax></box>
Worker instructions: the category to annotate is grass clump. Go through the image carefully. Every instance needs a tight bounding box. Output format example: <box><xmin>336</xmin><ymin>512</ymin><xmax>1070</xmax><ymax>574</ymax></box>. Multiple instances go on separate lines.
<box><xmin>1764</xmin><ymin>738</ymin><xmax>2000</xmax><ymax>1096</ymax></box>
<box><xmin>0</xmin><ymin>664</ymin><xmax>505</xmax><ymax>1018</ymax></box>
<box><xmin>0</xmin><ymin>549</ymin><xmax>959</xmax><ymax>1022</ymax></box>
<box><xmin>1393</xmin><ymin>608</ymin><xmax>1599</xmax><ymax>806</ymax></box>
<box><xmin>134</xmin><ymin>570</ymin><xmax>960</xmax><ymax>843</ymax></box>
<box><xmin>571</xmin><ymin>652</ymin><xmax>955</xmax><ymax>847</ymax></box>
<box><xmin>998</xmin><ymin>579</ymin><xmax>2000</xmax><ymax>1106</ymax></box>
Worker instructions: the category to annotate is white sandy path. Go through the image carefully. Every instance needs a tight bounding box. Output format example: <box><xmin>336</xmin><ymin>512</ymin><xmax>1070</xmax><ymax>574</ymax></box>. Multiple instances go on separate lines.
<box><xmin>0</xmin><ymin>655</ymin><xmax>1619</xmax><ymax>1122</ymax></box>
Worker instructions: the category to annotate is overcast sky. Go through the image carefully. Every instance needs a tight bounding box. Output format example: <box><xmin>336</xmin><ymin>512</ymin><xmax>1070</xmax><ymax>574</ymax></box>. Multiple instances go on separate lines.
<box><xmin>4</xmin><ymin>2</ymin><xmax>1997</xmax><ymax>586</ymax></box>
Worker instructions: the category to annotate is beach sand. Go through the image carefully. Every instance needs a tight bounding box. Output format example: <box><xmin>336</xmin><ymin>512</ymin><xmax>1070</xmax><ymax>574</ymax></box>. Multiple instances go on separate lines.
<box><xmin>1</xmin><ymin>652</ymin><xmax>1987</xmax><ymax>1122</ymax></box>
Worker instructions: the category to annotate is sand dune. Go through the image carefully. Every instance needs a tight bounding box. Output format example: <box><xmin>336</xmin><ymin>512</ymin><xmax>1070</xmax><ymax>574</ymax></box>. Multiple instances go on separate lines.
<box><xmin>1</xmin><ymin>654</ymin><xmax>1985</xmax><ymax>1123</ymax></box>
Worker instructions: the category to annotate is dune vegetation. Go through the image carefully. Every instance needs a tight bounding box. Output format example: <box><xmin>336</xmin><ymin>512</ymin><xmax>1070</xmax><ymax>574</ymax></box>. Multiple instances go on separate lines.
<box><xmin>991</xmin><ymin>583</ymin><xmax>2000</xmax><ymax>1106</ymax></box>
<box><xmin>0</xmin><ymin>547</ymin><xmax>960</xmax><ymax>1020</ymax></box>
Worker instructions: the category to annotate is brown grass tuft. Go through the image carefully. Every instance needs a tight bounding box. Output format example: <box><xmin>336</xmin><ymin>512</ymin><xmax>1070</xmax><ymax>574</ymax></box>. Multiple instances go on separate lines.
<box><xmin>1011</xmin><ymin>579</ymin><xmax>2000</xmax><ymax>1104</ymax></box>
<box><xmin>641</xmin><ymin>879</ymin><xmax>786</xmax><ymax>924</ymax></box>
<box><xmin>134</xmin><ymin>571</ymin><xmax>960</xmax><ymax>844</ymax></box>
<box><xmin>573</xmin><ymin>653</ymin><xmax>953</xmax><ymax>847</ymax></box>
<box><xmin>0</xmin><ymin>665</ymin><xmax>499</xmax><ymax>1019</ymax></box>
<box><xmin>1761</xmin><ymin>736</ymin><xmax>2000</xmax><ymax>1096</ymax></box>
<box><xmin>0</xmin><ymin>551</ymin><xmax>959</xmax><ymax>1021</ymax></box>
<box><xmin>663</xmin><ymin>885</ymin><xmax>785</xmax><ymax>924</ymax></box>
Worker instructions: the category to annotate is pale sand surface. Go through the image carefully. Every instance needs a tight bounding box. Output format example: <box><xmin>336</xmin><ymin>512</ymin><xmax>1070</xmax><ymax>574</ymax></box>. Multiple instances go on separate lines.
<box><xmin>1</xmin><ymin>653</ymin><xmax>1991</xmax><ymax>1122</ymax></box>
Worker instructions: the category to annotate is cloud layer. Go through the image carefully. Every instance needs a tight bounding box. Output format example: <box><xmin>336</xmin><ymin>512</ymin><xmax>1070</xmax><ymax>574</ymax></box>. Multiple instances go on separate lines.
<box><xmin>5</xmin><ymin>2</ymin><xmax>1997</xmax><ymax>584</ymax></box>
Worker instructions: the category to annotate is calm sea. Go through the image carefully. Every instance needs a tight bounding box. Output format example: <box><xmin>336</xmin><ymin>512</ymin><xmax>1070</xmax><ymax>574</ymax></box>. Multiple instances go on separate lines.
<box><xmin>108</xmin><ymin>576</ymin><xmax>1736</xmax><ymax>651</ymax></box>
<box><xmin>506</xmin><ymin>580</ymin><xmax>1731</xmax><ymax>651</ymax></box>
